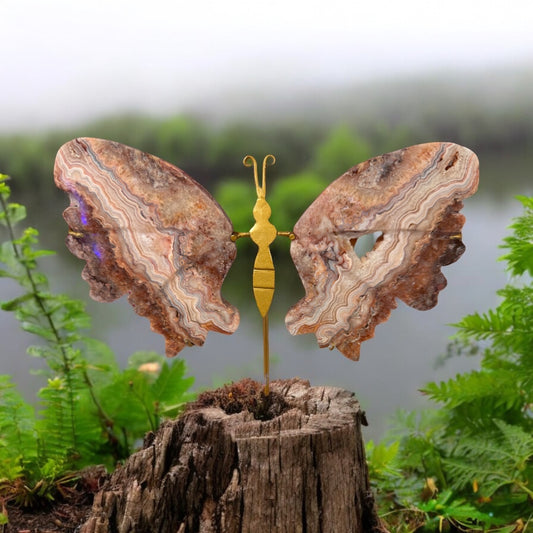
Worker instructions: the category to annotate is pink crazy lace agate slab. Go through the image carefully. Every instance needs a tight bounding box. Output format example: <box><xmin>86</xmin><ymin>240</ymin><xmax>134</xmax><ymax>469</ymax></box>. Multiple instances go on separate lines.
<box><xmin>286</xmin><ymin>142</ymin><xmax>479</xmax><ymax>360</ymax></box>
<box><xmin>55</xmin><ymin>138</ymin><xmax>478</xmax><ymax>362</ymax></box>
<box><xmin>54</xmin><ymin>138</ymin><xmax>239</xmax><ymax>356</ymax></box>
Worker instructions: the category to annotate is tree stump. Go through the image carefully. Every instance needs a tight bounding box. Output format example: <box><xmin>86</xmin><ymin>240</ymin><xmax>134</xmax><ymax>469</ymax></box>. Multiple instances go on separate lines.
<box><xmin>81</xmin><ymin>378</ymin><xmax>386</xmax><ymax>533</ymax></box>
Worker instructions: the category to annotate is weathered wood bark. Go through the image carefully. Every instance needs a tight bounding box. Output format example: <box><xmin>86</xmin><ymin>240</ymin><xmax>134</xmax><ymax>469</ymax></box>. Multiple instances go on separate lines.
<box><xmin>81</xmin><ymin>379</ymin><xmax>386</xmax><ymax>533</ymax></box>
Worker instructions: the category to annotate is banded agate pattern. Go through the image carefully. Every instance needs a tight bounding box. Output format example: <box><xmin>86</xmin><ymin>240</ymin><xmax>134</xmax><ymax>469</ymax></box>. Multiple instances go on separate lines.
<box><xmin>54</xmin><ymin>138</ymin><xmax>239</xmax><ymax>356</ymax></box>
<box><xmin>285</xmin><ymin>142</ymin><xmax>479</xmax><ymax>360</ymax></box>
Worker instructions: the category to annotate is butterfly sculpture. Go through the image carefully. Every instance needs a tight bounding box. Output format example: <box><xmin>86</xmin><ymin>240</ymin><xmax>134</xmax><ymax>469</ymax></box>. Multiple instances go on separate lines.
<box><xmin>54</xmin><ymin>138</ymin><xmax>479</xmax><ymax>392</ymax></box>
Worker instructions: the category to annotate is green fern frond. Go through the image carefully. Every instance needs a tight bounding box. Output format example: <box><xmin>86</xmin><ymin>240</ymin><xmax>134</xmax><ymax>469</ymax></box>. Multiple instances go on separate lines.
<box><xmin>500</xmin><ymin>195</ymin><xmax>533</xmax><ymax>278</ymax></box>
<box><xmin>445</xmin><ymin>419</ymin><xmax>533</xmax><ymax>499</ymax></box>
<box><xmin>36</xmin><ymin>376</ymin><xmax>81</xmax><ymax>464</ymax></box>
<box><xmin>419</xmin><ymin>489</ymin><xmax>499</xmax><ymax>529</ymax></box>
<box><xmin>1</xmin><ymin>177</ymin><xmax>128</xmax><ymax>466</ymax></box>
<box><xmin>421</xmin><ymin>369</ymin><xmax>521</xmax><ymax>411</ymax></box>
<box><xmin>0</xmin><ymin>375</ymin><xmax>37</xmax><ymax>471</ymax></box>
<box><xmin>381</xmin><ymin>196</ymin><xmax>533</xmax><ymax>531</ymax></box>
<box><xmin>366</xmin><ymin>440</ymin><xmax>401</xmax><ymax>479</ymax></box>
<box><xmin>454</xmin><ymin>308</ymin><xmax>511</xmax><ymax>341</ymax></box>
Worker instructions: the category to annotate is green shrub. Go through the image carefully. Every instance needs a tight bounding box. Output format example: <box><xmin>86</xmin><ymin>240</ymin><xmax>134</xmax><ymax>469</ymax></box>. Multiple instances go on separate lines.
<box><xmin>0</xmin><ymin>174</ymin><xmax>195</xmax><ymax>508</ymax></box>
<box><xmin>368</xmin><ymin>196</ymin><xmax>533</xmax><ymax>532</ymax></box>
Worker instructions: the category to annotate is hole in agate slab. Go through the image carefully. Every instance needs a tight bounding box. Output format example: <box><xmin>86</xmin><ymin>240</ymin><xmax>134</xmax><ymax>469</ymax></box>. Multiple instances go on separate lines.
<box><xmin>352</xmin><ymin>232</ymin><xmax>383</xmax><ymax>259</ymax></box>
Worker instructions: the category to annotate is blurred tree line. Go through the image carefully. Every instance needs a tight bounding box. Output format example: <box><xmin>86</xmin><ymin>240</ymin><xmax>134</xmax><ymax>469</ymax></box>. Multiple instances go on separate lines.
<box><xmin>0</xmin><ymin>95</ymin><xmax>532</xmax><ymax>233</ymax></box>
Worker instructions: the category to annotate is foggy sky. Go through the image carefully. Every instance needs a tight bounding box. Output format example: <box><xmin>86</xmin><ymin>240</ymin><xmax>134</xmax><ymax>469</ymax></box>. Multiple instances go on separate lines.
<box><xmin>1</xmin><ymin>0</ymin><xmax>532</xmax><ymax>131</ymax></box>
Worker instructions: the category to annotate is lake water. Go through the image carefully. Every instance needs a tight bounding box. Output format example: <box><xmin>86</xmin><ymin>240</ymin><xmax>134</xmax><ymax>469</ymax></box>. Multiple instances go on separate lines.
<box><xmin>0</xmin><ymin>189</ymin><xmax>528</xmax><ymax>441</ymax></box>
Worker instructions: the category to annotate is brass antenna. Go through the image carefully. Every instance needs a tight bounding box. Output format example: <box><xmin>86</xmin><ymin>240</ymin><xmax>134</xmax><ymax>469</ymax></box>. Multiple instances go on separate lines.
<box><xmin>243</xmin><ymin>155</ymin><xmax>260</xmax><ymax>197</ymax></box>
<box><xmin>243</xmin><ymin>154</ymin><xmax>275</xmax><ymax>198</ymax></box>
<box><xmin>261</xmin><ymin>154</ymin><xmax>276</xmax><ymax>197</ymax></box>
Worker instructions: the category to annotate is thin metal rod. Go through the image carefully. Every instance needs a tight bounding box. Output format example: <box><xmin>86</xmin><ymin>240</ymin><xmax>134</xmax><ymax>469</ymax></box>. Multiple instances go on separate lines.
<box><xmin>263</xmin><ymin>314</ymin><xmax>270</xmax><ymax>396</ymax></box>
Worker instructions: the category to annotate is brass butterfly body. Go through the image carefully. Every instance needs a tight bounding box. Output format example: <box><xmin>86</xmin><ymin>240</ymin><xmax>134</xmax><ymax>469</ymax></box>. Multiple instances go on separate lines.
<box><xmin>231</xmin><ymin>155</ymin><xmax>294</xmax><ymax>393</ymax></box>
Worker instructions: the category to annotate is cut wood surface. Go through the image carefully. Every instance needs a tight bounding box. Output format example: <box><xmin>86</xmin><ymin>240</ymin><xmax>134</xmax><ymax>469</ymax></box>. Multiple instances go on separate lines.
<box><xmin>81</xmin><ymin>378</ymin><xmax>387</xmax><ymax>533</ymax></box>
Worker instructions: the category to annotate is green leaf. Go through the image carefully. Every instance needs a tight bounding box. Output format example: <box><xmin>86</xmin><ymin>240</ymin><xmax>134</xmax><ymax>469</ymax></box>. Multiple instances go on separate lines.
<box><xmin>151</xmin><ymin>359</ymin><xmax>195</xmax><ymax>417</ymax></box>
<box><xmin>419</xmin><ymin>489</ymin><xmax>496</xmax><ymax>525</ymax></box>
<box><xmin>0</xmin><ymin>241</ymin><xmax>22</xmax><ymax>271</ymax></box>
<box><xmin>0</xmin><ymin>292</ymin><xmax>34</xmax><ymax>311</ymax></box>
<box><xmin>0</xmin><ymin>202</ymin><xmax>26</xmax><ymax>225</ymax></box>
<box><xmin>20</xmin><ymin>321</ymin><xmax>58</xmax><ymax>341</ymax></box>
<box><xmin>0</xmin><ymin>375</ymin><xmax>37</xmax><ymax>466</ymax></box>
<box><xmin>82</xmin><ymin>337</ymin><xmax>119</xmax><ymax>370</ymax></box>
<box><xmin>26</xmin><ymin>344</ymin><xmax>60</xmax><ymax>359</ymax></box>
<box><xmin>444</xmin><ymin>419</ymin><xmax>533</xmax><ymax>499</ymax></box>
<box><xmin>366</xmin><ymin>440</ymin><xmax>401</xmax><ymax>479</ymax></box>
<box><xmin>99</xmin><ymin>369</ymin><xmax>157</xmax><ymax>437</ymax></box>
<box><xmin>500</xmin><ymin>195</ymin><xmax>533</xmax><ymax>277</ymax></box>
